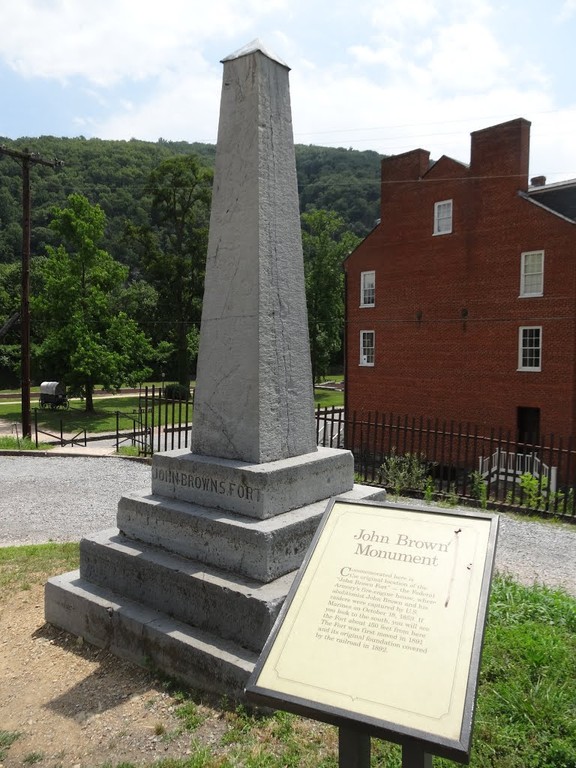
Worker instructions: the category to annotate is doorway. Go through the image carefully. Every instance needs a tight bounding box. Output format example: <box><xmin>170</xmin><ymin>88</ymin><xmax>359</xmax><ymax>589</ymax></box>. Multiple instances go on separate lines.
<box><xmin>517</xmin><ymin>406</ymin><xmax>540</xmax><ymax>446</ymax></box>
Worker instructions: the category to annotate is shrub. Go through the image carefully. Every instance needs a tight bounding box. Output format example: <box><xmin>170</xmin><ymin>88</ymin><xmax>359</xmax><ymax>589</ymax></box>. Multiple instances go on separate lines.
<box><xmin>424</xmin><ymin>476</ymin><xmax>435</xmax><ymax>503</ymax></box>
<box><xmin>163</xmin><ymin>383</ymin><xmax>190</xmax><ymax>401</ymax></box>
<box><xmin>469</xmin><ymin>470</ymin><xmax>488</xmax><ymax>509</ymax></box>
<box><xmin>519</xmin><ymin>472</ymin><xmax>548</xmax><ymax>510</ymax></box>
<box><xmin>379</xmin><ymin>449</ymin><xmax>430</xmax><ymax>495</ymax></box>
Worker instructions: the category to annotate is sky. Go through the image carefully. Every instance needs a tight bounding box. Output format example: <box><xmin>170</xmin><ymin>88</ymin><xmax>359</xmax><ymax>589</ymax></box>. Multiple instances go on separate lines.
<box><xmin>1</xmin><ymin>0</ymin><xmax>576</xmax><ymax>183</ymax></box>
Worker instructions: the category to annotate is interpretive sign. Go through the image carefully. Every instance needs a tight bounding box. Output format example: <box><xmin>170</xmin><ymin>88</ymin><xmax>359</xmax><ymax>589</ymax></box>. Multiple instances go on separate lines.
<box><xmin>246</xmin><ymin>498</ymin><xmax>499</xmax><ymax>763</ymax></box>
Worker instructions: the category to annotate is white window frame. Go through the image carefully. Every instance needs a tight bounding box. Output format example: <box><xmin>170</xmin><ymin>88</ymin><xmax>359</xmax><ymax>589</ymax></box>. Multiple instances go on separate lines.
<box><xmin>433</xmin><ymin>199</ymin><xmax>453</xmax><ymax>235</ymax></box>
<box><xmin>520</xmin><ymin>250</ymin><xmax>544</xmax><ymax>297</ymax></box>
<box><xmin>360</xmin><ymin>330</ymin><xmax>375</xmax><ymax>367</ymax></box>
<box><xmin>360</xmin><ymin>270</ymin><xmax>375</xmax><ymax>307</ymax></box>
<box><xmin>518</xmin><ymin>326</ymin><xmax>542</xmax><ymax>371</ymax></box>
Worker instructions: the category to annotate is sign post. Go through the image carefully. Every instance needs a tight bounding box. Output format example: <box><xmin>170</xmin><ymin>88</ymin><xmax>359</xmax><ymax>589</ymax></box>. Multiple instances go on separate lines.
<box><xmin>246</xmin><ymin>498</ymin><xmax>499</xmax><ymax>765</ymax></box>
<box><xmin>339</xmin><ymin>727</ymin><xmax>370</xmax><ymax>767</ymax></box>
<box><xmin>402</xmin><ymin>742</ymin><xmax>433</xmax><ymax>767</ymax></box>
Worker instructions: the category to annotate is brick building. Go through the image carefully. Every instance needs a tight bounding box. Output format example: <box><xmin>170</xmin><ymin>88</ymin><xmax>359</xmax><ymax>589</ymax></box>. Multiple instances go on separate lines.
<box><xmin>344</xmin><ymin>118</ymin><xmax>576</xmax><ymax>441</ymax></box>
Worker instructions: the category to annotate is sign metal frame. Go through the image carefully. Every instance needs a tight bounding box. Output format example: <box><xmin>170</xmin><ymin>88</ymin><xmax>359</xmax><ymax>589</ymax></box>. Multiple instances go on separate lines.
<box><xmin>246</xmin><ymin>498</ymin><xmax>499</xmax><ymax>764</ymax></box>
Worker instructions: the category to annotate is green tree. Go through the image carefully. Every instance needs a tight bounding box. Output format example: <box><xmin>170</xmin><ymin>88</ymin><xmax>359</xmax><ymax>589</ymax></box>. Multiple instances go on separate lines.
<box><xmin>0</xmin><ymin>137</ymin><xmax>380</xmax><ymax>269</ymax></box>
<box><xmin>0</xmin><ymin>262</ymin><xmax>22</xmax><ymax>387</ymax></box>
<box><xmin>32</xmin><ymin>193</ymin><xmax>153</xmax><ymax>411</ymax></box>
<box><xmin>296</xmin><ymin>146</ymin><xmax>382</xmax><ymax>235</ymax></box>
<box><xmin>0</xmin><ymin>262</ymin><xmax>20</xmax><ymax>329</ymax></box>
<box><xmin>302</xmin><ymin>209</ymin><xmax>361</xmax><ymax>382</ymax></box>
<box><xmin>130</xmin><ymin>154</ymin><xmax>212</xmax><ymax>386</ymax></box>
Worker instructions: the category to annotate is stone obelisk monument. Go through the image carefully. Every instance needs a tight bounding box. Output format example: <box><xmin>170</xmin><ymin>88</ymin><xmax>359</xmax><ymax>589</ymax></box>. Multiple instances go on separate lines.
<box><xmin>192</xmin><ymin>39</ymin><xmax>316</xmax><ymax>464</ymax></box>
<box><xmin>45</xmin><ymin>41</ymin><xmax>384</xmax><ymax>696</ymax></box>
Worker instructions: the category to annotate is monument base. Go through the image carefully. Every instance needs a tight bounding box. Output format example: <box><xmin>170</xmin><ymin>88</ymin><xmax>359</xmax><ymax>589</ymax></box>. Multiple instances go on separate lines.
<box><xmin>116</xmin><ymin>489</ymin><xmax>355</xmax><ymax>583</ymax></box>
<box><xmin>151</xmin><ymin>446</ymin><xmax>355</xmax><ymax>519</ymax></box>
<box><xmin>45</xmin><ymin>484</ymin><xmax>386</xmax><ymax>698</ymax></box>
<box><xmin>45</xmin><ymin>571</ymin><xmax>257</xmax><ymax>695</ymax></box>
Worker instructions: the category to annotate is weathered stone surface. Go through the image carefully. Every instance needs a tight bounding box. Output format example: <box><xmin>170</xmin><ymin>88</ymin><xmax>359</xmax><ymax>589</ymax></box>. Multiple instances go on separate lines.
<box><xmin>79</xmin><ymin>530</ymin><xmax>293</xmax><ymax>653</ymax></box>
<box><xmin>117</xmin><ymin>484</ymin><xmax>386</xmax><ymax>582</ymax></box>
<box><xmin>46</xmin><ymin>478</ymin><xmax>387</xmax><ymax>692</ymax></box>
<box><xmin>151</xmin><ymin>447</ymin><xmax>354</xmax><ymax>519</ymax></box>
<box><xmin>45</xmin><ymin>572</ymin><xmax>257</xmax><ymax>697</ymax></box>
<box><xmin>191</xmin><ymin>41</ymin><xmax>316</xmax><ymax>464</ymax></box>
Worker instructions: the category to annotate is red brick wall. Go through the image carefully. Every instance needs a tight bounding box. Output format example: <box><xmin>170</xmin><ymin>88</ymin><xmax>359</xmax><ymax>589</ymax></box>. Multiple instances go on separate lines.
<box><xmin>345</xmin><ymin>118</ymin><xmax>576</xmax><ymax>439</ymax></box>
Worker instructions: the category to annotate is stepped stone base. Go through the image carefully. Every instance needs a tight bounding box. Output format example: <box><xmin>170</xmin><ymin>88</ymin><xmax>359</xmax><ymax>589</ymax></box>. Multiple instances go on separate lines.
<box><xmin>45</xmin><ymin>572</ymin><xmax>257</xmax><ymax>695</ymax></box>
<box><xmin>117</xmin><ymin>490</ymin><xmax>346</xmax><ymax>583</ymax></box>
<box><xmin>45</xmin><ymin>483</ymin><xmax>386</xmax><ymax>697</ymax></box>
<box><xmin>79</xmin><ymin>528</ymin><xmax>294</xmax><ymax>652</ymax></box>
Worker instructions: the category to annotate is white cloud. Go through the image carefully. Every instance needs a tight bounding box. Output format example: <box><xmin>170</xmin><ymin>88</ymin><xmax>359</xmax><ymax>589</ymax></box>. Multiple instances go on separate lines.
<box><xmin>369</xmin><ymin>0</ymin><xmax>439</xmax><ymax>33</ymax></box>
<box><xmin>0</xmin><ymin>0</ymin><xmax>285</xmax><ymax>86</ymax></box>
<box><xmin>347</xmin><ymin>0</ymin><xmax>510</xmax><ymax>96</ymax></box>
<box><xmin>557</xmin><ymin>0</ymin><xmax>576</xmax><ymax>20</ymax></box>
<box><xmin>424</xmin><ymin>22</ymin><xmax>510</xmax><ymax>93</ymax></box>
<box><xmin>1</xmin><ymin>0</ymin><xmax>575</xmax><ymax>186</ymax></box>
<box><xmin>529</xmin><ymin>109</ymin><xmax>576</xmax><ymax>180</ymax></box>
<box><xmin>92</xmin><ymin>68</ymin><xmax>222</xmax><ymax>142</ymax></box>
<box><xmin>348</xmin><ymin>43</ymin><xmax>403</xmax><ymax>68</ymax></box>
<box><xmin>289</xmin><ymin>57</ymin><xmax>556</xmax><ymax>169</ymax></box>
<box><xmin>318</xmin><ymin>0</ymin><xmax>557</xmax><ymax>165</ymax></box>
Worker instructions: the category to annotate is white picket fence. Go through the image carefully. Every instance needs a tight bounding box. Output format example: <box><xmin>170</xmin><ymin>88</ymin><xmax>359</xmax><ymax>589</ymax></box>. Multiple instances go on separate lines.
<box><xmin>479</xmin><ymin>450</ymin><xmax>557</xmax><ymax>492</ymax></box>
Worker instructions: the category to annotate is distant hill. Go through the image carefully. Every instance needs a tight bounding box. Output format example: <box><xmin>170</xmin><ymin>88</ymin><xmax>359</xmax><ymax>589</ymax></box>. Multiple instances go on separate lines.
<box><xmin>0</xmin><ymin>136</ymin><xmax>383</xmax><ymax>266</ymax></box>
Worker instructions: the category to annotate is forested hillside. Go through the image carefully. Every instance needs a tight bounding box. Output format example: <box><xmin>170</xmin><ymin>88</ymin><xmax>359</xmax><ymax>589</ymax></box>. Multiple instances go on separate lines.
<box><xmin>0</xmin><ymin>136</ymin><xmax>382</xmax><ymax>267</ymax></box>
<box><xmin>0</xmin><ymin>136</ymin><xmax>382</xmax><ymax>388</ymax></box>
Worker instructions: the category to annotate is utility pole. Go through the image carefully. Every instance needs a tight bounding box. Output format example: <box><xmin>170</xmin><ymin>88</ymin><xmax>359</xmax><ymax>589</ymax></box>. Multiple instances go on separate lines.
<box><xmin>0</xmin><ymin>146</ymin><xmax>62</xmax><ymax>439</ymax></box>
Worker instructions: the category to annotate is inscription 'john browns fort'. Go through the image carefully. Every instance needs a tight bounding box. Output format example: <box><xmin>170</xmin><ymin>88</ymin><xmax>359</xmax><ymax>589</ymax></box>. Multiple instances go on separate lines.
<box><xmin>152</xmin><ymin>467</ymin><xmax>262</xmax><ymax>502</ymax></box>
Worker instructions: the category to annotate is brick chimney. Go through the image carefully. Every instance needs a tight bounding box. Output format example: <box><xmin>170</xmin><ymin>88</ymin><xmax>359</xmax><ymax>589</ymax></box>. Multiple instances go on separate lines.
<box><xmin>380</xmin><ymin>148</ymin><xmax>431</xmax><ymax>214</ymax></box>
<box><xmin>531</xmin><ymin>175</ymin><xmax>546</xmax><ymax>187</ymax></box>
<box><xmin>469</xmin><ymin>118</ymin><xmax>530</xmax><ymax>188</ymax></box>
<box><xmin>381</xmin><ymin>148</ymin><xmax>430</xmax><ymax>182</ymax></box>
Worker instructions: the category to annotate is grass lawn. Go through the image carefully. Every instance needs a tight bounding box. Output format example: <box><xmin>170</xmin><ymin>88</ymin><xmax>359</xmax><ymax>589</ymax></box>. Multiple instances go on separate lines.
<box><xmin>0</xmin><ymin>388</ymin><xmax>344</xmax><ymax>437</ymax></box>
<box><xmin>1</xmin><ymin>543</ymin><xmax>574</xmax><ymax>767</ymax></box>
<box><xmin>0</xmin><ymin>396</ymin><xmax>164</xmax><ymax>435</ymax></box>
<box><xmin>313</xmin><ymin>387</ymin><xmax>343</xmax><ymax>408</ymax></box>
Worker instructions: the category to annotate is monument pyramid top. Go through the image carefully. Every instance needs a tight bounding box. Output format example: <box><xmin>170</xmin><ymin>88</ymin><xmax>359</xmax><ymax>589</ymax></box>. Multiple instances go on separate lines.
<box><xmin>221</xmin><ymin>38</ymin><xmax>289</xmax><ymax>69</ymax></box>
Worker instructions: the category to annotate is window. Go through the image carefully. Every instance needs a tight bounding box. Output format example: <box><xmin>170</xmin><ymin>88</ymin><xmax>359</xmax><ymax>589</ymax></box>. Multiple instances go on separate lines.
<box><xmin>360</xmin><ymin>271</ymin><xmax>375</xmax><ymax>307</ymax></box>
<box><xmin>433</xmin><ymin>199</ymin><xmax>453</xmax><ymax>235</ymax></box>
<box><xmin>360</xmin><ymin>330</ymin><xmax>375</xmax><ymax>366</ymax></box>
<box><xmin>518</xmin><ymin>327</ymin><xmax>542</xmax><ymax>371</ymax></box>
<box><xmin>520</xmin><ymin>250</ymin><xmax>544</xmax><ymax>297</ymax></box>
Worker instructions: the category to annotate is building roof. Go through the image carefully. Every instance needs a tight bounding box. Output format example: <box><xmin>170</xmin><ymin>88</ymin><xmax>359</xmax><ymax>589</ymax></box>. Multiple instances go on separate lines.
<box><xmin>527</xmin><ymin>177</ymin><xmax>576</xmax><ymax>222</ymax></box>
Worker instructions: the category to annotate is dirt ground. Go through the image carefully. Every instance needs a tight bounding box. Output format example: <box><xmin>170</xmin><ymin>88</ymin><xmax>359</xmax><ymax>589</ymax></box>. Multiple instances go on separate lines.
<box><xmin>0</xmin><ymin>583</ymin><xmax>229</xmax><ymax>767</ymax></box>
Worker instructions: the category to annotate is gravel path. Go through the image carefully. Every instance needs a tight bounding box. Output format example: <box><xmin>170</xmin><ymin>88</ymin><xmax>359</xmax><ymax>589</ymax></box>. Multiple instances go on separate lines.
<box><xmin>1</xmin><ymin>455</ymin><xmax>575</xmax><ymax>596</ymax></box>
<box><xmin>0</xmin><ymin>455</ymin><xmax>150</xmax><ymax>546</ymax></box>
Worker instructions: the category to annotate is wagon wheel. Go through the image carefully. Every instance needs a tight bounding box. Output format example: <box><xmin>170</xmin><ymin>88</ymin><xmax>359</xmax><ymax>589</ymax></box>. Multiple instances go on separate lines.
<box><xmin>63</xmin><ymin>398</ymin><xmax>70</xmax><ymax>410</ymax></box>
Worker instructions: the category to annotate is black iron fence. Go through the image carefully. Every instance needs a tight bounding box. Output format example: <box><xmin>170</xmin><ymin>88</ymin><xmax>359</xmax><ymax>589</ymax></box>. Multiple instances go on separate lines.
<box><xmin>33</xmin><ymin>409</ymin><xmax>87</xmax><ymax>448</ymax></box>
<box><xmin>33</xmin><ymin>388</ymin><xmax>576</xmax><ymax>519</ymax></box>
<box><xmin>32</xmin><ymin>385</ymin><xmax>193</xmax><ymax>455</ymax></box>
<box><xmin>113</xmin><ymin>385</ymin><xmax>193</xmax><ymax>455</ymax></box>
<box><xmin>316</xmin><ymin>407</ymin><xmax>576</xmax><ymax>520</ymax></box>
